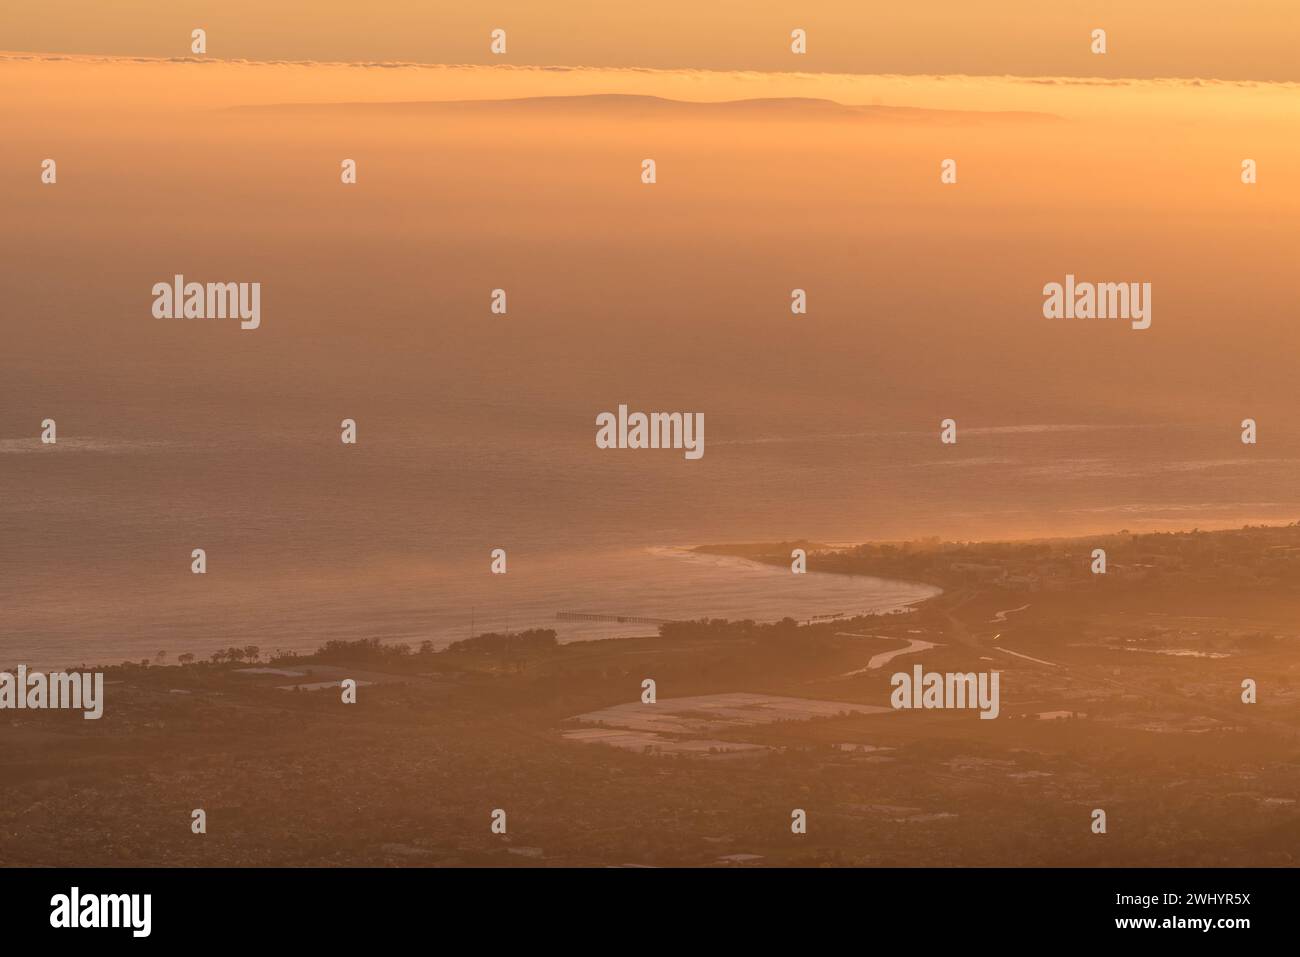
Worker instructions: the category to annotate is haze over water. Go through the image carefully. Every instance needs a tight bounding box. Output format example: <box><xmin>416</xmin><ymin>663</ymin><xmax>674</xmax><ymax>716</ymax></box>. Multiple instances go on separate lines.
<box><xmin>2</xmin><ymin>54</ymin><xmax>1298</xmax><ymax>666</ymax></box>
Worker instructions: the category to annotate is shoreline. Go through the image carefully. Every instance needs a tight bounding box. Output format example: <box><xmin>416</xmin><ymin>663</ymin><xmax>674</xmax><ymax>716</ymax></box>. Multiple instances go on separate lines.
<box><xmin>13</xmin><ymin>519</ymin><xmax>1299</xmax><ymax>673</ymax></box>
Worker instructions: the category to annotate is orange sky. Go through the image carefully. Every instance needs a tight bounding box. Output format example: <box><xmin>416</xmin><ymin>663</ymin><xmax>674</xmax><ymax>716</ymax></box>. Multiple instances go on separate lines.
<box><xmin>3</xmin><ymin>0</ymin><xmax>1299</xmax><ymax>81</ymax></box>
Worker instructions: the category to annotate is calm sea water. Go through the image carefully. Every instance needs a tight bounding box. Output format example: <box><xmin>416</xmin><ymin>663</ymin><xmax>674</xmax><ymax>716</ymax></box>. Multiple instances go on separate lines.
<box><xmin>2</xmin><ymin>418</ymin><xmax>1295</xmax><ymax>668</ymax></box>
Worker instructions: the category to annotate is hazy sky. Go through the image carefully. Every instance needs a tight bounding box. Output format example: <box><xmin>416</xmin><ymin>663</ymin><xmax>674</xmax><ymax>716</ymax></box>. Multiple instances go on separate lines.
<box><xmin>3</xmin><ymin>0</ymin><xmax>1299</xmax><ymax>81</ymax></box>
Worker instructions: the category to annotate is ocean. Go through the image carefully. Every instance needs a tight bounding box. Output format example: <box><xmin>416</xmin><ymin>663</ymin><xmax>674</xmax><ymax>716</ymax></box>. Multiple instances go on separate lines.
<box><xmin>3</xmin><ymin>72</ymin><xmax>1298</xmax><ymax>666</ymax></box>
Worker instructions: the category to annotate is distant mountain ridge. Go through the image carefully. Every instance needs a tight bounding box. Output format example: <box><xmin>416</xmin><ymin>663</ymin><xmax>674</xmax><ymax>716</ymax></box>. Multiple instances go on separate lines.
<box><xmin>228</xmin><ymin>93</ymin><xmax>1062</xmax><ymax>123</ymax></box>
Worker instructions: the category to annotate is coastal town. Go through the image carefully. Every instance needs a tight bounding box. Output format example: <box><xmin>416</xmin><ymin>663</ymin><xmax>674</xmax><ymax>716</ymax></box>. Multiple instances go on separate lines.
<box><xmin>1</xmin><ymin>523</ymin><xmax>1296</xmax><ymax>867</ymax></box>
